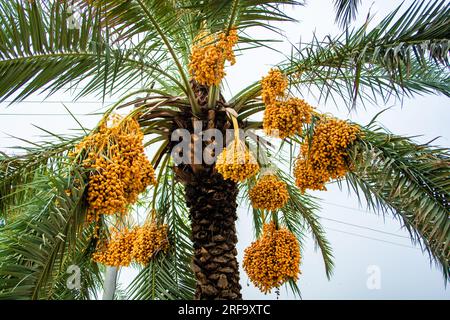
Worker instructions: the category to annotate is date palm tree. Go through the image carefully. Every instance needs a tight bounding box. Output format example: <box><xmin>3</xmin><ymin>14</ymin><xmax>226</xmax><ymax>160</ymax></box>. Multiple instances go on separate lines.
<box><xmin>0</xmin><ymin>0</ymin><xmax>449</xmax><ymax>300</ymax></box>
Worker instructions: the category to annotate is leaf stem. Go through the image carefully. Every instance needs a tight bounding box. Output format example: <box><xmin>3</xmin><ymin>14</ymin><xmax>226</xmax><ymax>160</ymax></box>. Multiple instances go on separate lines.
<box><xmin>135</xmin><ymin>0</ymin><xmax>200</xmax><ymax>115</ymax></box>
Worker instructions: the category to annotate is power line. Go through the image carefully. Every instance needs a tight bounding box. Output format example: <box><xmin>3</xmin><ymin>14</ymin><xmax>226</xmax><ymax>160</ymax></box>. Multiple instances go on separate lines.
<box><xmin>322</xmin><ymin>201</ymin><xmax>394</xmax><ymax>220</ymax></box>
<box><xmin>323</xmin><ymin>201</ymin><xmax>379</xmax><ymax>216</ymax></box>
<box><xmin>326</xmin><ymin>227</ymin><xmax>417</xmax><ymax>250</ymax></box>
<box><xmin>318</xmin><ymin>215</ymin><xmax>410</xmax><ymax>239</ymax></box>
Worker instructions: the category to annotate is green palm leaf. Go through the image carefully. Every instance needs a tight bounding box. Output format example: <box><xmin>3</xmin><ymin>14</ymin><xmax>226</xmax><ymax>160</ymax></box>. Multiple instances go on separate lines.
<box><xmin>346</xmin><ymin>123</ymin><xmax>450</xmax><ymax>280</ymax></box>
<box><xmin>0</xmin><ymin>0</ymin><xmax>176</xmax><ymax>103</ymax></box>
<box><xmin>127</xmin><ymin>160</ymin><xmax>195</xmax><ymax>300</ymax></box>
<box><xmin>0</xmin><ymin>166</ymin><xmax>101</xmax><ymax>299</ymax></box>
<box><xmin>334</xmin><ymin>0</ymin><xmax>362</xmax><ymax>28</ymax></box>
<box><xmin>232</xmin><ymin>0</ymin><xmax>450</xmax><ymax>109</ymax></box>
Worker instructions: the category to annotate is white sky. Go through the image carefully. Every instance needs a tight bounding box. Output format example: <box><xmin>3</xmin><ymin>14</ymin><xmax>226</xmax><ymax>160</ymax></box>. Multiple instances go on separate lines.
<box><xmin>0</xmin><ymin>0</ymin><xmax>449</xmax><ymax>299</ymax></box>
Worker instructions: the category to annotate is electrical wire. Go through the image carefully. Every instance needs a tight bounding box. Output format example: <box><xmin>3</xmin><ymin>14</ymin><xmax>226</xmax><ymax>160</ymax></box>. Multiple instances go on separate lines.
<box><xmin>323</xmin><ymin>201</ymin><xmax>380</xmax><ymax>216</ymax></box>
<box><xmin>326</xmin><ymin>227</ymin><xmax>418</xmax><ymax>250</ymax></box>
<box><xmin>317</xmin><ymin>215</ymin><xmax>410</xmax><ymax>239</ymax></box>
<box><xmin>322</xmin><ymin>200</ymin><xmax>403</xmax><ymax>224</ymax></box>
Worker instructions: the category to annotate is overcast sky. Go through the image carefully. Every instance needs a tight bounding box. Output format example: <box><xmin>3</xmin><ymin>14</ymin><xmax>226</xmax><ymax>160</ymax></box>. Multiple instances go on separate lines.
<box><xmin>0</xmin><ymin>0</ymin><xmax>449</xmax><ymax>299</ymax></box>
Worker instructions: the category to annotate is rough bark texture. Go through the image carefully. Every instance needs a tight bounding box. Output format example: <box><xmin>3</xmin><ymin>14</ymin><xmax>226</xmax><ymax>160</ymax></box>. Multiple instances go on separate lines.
<box><xmin>170</xmin><ymin>80</ymin><xmax>242</xmax><ymax>299</ymax></box>
<box><xmin>184</xmin><ymin>171</ymin><xmax>242</xmax><ymax>300</ymax></box>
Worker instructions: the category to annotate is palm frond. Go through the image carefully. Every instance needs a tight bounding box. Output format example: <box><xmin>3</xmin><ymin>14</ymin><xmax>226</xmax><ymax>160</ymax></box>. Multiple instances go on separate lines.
<box><xmin>0</xmin><ymin>164</ymin><xmax>100</xmax><ymax>299</ymax></box>
<box><xmin>334</xmin><ymin>0</ymin><xmax>362</xmax><ymax>28</ymax></box>
<box><xmin>0</xmin><ymin>0</ymin><xmax>177</xmax><ymax>103</ymax></box>
<box><xmin>45</xmin><ymin>226</ymin><xmax>102</xmax><ymax>300</ymax></box>
<box><xmin>232</xmin><ymin>0</ymin><xmax>450</xmax><ymax>109</ymax></box>
<box><xmin>81</xmin><ymin>0</ymin><xmax>199</xmax><ymax>109</ymax></box>
<box><xmin>184</xmin><ymin>0</ymin><xmax>302</xmax><ymax>33</ymax></box>
<box><xmin>0</xmin><ymin>133</ymin><xmax>83</xmax><ymax>221</ymax></box>
<box><xmin>289</xmin><ymin>0</ymin><xmax>450</xmax><ymax>107</ymax></box>
<box><xmin>346</xmin><ymin>124</ymin><xmax>450</xmax><ymax>280</ymax></box>
<box><xmin>127</xmin><ymin>160</ymin><xmax>195</xmax><ymax>300</ymax></box>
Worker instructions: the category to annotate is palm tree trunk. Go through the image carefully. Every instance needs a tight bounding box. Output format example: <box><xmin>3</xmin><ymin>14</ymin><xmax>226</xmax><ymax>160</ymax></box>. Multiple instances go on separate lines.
<box><xmin>102</xmin><ymin>266</ymin><xmax>118</xmax><ymax>300</ymax></box>
<box><xmin>184</xmin><ymin>171</ymin><xmax>242</xmax><ymax>300</ymax></box>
